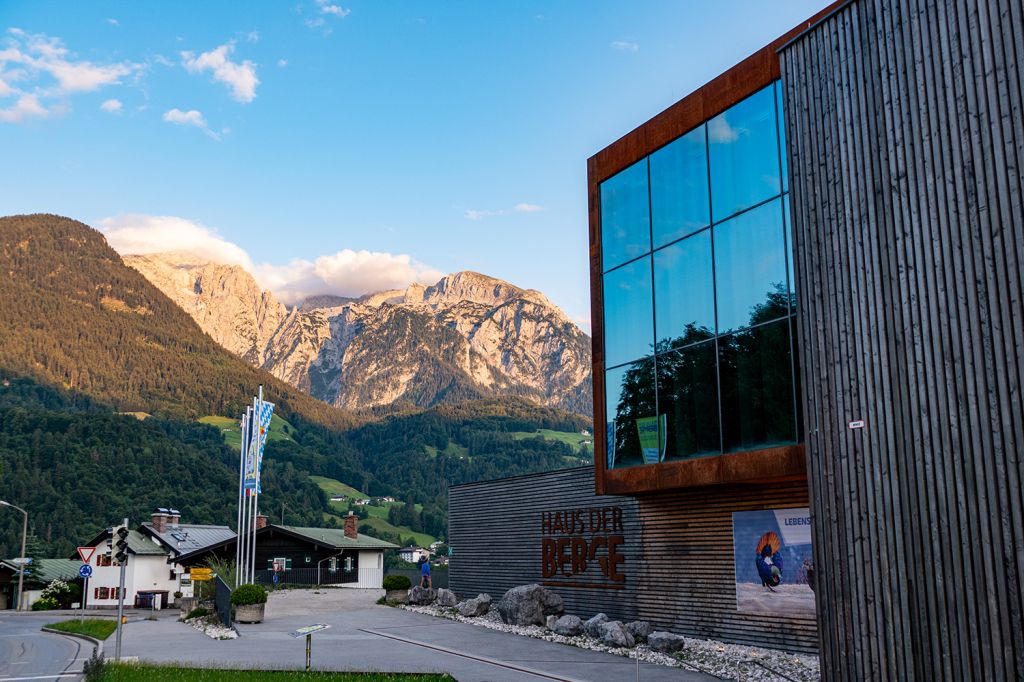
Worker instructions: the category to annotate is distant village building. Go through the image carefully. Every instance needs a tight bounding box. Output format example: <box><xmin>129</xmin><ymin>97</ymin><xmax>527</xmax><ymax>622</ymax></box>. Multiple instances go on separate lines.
<box><xmin>353</xmin><ymin>499</ymin><xmax>372</xmax><ymax>506</ymax></box>
<box><xmin>398</xmin><ymin>547</ymin><xmax>430</xmax><ymax>564</ymax></box>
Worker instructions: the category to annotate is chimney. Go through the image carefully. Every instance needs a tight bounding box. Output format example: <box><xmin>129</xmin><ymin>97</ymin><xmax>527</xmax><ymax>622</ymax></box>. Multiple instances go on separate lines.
<box><xmin>344</xmin><ymin>511</ymin><xmax>358</xmax><ymax>539</ymax></box>
<box><xmin>255</xmin><ymin>513</ymin><xmax>269</xmax><ymax>530</ymax></box>
<box><xmin>151</xmin><ymin>508</ymin><xmax>171</xmax><ymax>534</ymax></box>
<box><xmin>169</xmin><ymin>508</ymin><xmax>181</xmax><ymax>528</ymax></box>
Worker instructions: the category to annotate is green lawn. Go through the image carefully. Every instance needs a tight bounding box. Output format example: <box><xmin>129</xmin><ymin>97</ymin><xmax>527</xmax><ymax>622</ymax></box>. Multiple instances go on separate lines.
<box><xmin>422</xmin><ymin>442</ymin><xmax>469</xmax><ymax>460</ymax></box>
<box><xmin>309</xmin><ymin>476</ymin><xmax>368</xmax><ymax>500</ymax></box>
<box><xmin>93</xmin><ymin>664</ymin><xmax>453</xmax><ymax>681</ymax></box>
<box><xmin>357</xmin><ymin>517</ymin><xmax>436</xmax><ymax>547</ymax></box>
<box><xmin>202</xmin><ymin>414</ymin><xmax>296</xmax><ymax>450</ymax></box>
<box><xmin>45</xmin><ymin>619</ymin><xmax>117</xmax><ymax>640</ymax></box>
<box><xmin>510</xmin><ymin>428</ymin><xmax>594</xmax><ymax>453</ymax></box>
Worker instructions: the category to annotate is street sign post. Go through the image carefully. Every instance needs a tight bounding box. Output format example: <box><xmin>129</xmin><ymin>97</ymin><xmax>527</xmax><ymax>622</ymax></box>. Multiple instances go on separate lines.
<box><xmin>290</xmin><ymin>624</ymin><xmax>331</xmax><ymax>671</ymax></box>
<box><xmin>79</xmin><ymin>564</ymin><xmax>92</xmax><ymax>578</ymax></box>
<box><xmin>78</xmin><ymin>564</ymin><xmax>92</xmax><ymax>622</ymax></box>
<box><xmin>77</xmin><ymin>547</ymin><xmax>96</xmax><ymax>564</ymax></box>
<box><xmin>190</xmin><ymin>568</ymin><xmax>213</xmax><ymax>581</ymax></box>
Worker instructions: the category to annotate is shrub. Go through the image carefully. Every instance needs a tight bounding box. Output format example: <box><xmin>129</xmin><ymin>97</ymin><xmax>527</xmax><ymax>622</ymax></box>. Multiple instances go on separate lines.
<box><xmin>230</xmin><ymin>583</ymin><xmax>267</xmax><ymax>606</ymax></box>
<box><xmin>184</xmin><ymin>607</ymin><xmax>209</xmax><ymax>620</ymax></box>
<box><xmin>173</xmin><ymin>591</ymin><xmax>183</xmax><ymax>599</ymax></box>
<box><xmin>383</xmin><ymin>574</ymin><xmax>411</xmax><ymax>591</ymax></box>
<box><xmin>31</xmin><ymin>596</ymin><xmax>58</xmax><ymax>611</ymax></box>
<box><xmin>82</xmin><ymin>649</ymin><xmax>105</xmax><ymax>681</ymax></box>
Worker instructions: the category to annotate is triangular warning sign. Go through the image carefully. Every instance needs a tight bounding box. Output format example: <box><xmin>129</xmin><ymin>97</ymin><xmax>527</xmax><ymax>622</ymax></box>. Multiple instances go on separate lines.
<box><xmin>77</xmin><ymin>546</ymin><xmax>96</xmax><ymax>563</ymax></box>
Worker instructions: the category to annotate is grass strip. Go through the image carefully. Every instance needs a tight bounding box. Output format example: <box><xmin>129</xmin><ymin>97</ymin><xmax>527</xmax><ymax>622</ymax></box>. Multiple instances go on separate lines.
<box><xmin>94</xmin><ymin>664</ymin><xmax>453</xmax><ymax>681</ymax></box>
<box><xmin>45</xmin><ymin>618</ymin><xmax>118</xmax><ymax>640</ymax></box>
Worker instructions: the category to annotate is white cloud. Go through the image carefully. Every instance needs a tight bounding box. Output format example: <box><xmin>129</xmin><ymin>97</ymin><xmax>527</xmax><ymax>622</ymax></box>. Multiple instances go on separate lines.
<box><xmin>708</xmin><ymin>115</ymin><xmax>740</xmax><ymax>143</ymax></box>
<box><xmin>100</xmin><ymin>214</ymin><xmax>443</xmax><ymax>305</ymax></box>
<box><xmin>0</xmin><ymin>30</ymin><xmax>137</xmax><ymax>124</ymax></box>
<box><xmin>277</xmin><ymin>58</ymin><xmax>288</xmax><ymax>68</ymax></box>
<box><xmin>101</xmin><ymin>215</ymin><xmax>254</xmax><ymax>270</ymax></box>
<box><xmin>610</xmin><ymin>40</ymin><xmax>639</xmax><ymax>52</ymax></box>
<box><xmin>181</xmin><ymin>42</ymin><xmax>258</xmax><ymax>103</ymax></box>
<box><xmin>514</xmin><ymin>203</ymin><xmax>544</xmax><ymax>213</ymax></box>
<box><xmin>316</xmin><ymin>0</ymin><xmax>351</xmax><ymax>17</ymax></box>
<box><xmin>162</xmin><ymin>107</ymin><xmax>219</xmax><ymax>140</ymax></box>
<box><xmin>245</xmin><ymin>30</ymin><xmax>260</xmax><ymax>43</ymax></box>
<box><xmin>106</xmin><ymin>18</ymin><xmax>119</xmax><ymax>26</ymax></box>
<box><xmin>465</xmin><ymin>209</ymin><xmax>503</xmax><ymax>221</ymax></box>
<box><xmin>0</xmin><ymin>93</ymin><xmax>47</xmax><ymax>123</ymax></box>
<box><xmin>100</xmin><ymin>98</ymin><xmax>122</xmax><ymax>113</ymax></box>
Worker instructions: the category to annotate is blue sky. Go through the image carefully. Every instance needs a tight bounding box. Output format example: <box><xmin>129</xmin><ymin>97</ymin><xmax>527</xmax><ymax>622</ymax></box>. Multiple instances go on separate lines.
<box><xmin>0</xmin><ymin>1</ymin><xmax>828</xmax><ymax>330</ymax></box>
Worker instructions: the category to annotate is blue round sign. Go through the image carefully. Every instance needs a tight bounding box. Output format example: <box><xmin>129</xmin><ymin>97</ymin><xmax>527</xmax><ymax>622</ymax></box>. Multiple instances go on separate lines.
<box><xmin>79</xmin><ymin>564</ymin><xmax>92</xmax><ymax>578</ymax></box>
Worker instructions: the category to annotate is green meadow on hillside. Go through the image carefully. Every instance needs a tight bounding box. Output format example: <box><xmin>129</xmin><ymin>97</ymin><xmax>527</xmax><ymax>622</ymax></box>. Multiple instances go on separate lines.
<box><xmin>201</xmin><ymin>413</ymin><xmax>296</xmax><ymax>450</ymax></box>
<box><xmin>311</xmin><ymin>476</ymin><xmax>435</xmax><ymax>547</ymax></box>
<box><xmin>510</xmin><ymin>428</ymin><xmax>593</xmax><ymax>453</ymax></box>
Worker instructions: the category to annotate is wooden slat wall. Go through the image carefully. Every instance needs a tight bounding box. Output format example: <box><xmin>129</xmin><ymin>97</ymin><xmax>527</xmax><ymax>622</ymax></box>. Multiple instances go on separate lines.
<box><xmin>449</xmin><ymin>467</ymin><xmax>641</xmax><ymax>624</ymax></box>
<box><xmin>450</xmin><ymin>468</ymin><xmax>818</xmax><ymax>651</ymax></box>
<box><xmin>780</xmin><ymin>0</ymin><xmax>1024</xmax><ymax>679</ymax></box>
<box><xmin>636</xmin><ymin>482</ymin><xmax>817</xmax><ymax>652</ymax></box>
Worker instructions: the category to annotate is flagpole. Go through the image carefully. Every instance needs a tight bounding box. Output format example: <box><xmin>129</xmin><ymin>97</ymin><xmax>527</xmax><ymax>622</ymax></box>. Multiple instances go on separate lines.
<box><xmin>250</xmin><ymin>392</ymin><xmax>260</xmax><ymax>584</ymax></box>
<box><xmin>235</xmin><ymin>410</ymin><xmax>247</xmax><ymax>582</ymax></box>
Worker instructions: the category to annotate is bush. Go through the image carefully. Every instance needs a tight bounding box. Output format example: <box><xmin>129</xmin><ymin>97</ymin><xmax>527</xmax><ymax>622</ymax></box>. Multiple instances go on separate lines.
<box><xmin>173</xmin><ymin>591</ymin><xmax>183</xmax><ymax>599</ymax></box>
<box><xmin>184</xmin><ymin>607</ymin><xmax>209</xmax><ymax>620</ymax></box>
<box><xmin>230</xmin><ymin>583</ymin><xmax>267</xmax><ymax>606</ymax></box>
<box><xmin>383</xmin><ymin>574</ymin><xmax>411</xmax><ymax>591</ymax></box>
<box><xmin>82</xmin><ymin>649</ymin><xmax>105</xmax><ymax>681</ymax></box>
<box><xmin>31</xmin><ymin>596</ymin><xmax>58</xmax><ymax>611</ymax></box>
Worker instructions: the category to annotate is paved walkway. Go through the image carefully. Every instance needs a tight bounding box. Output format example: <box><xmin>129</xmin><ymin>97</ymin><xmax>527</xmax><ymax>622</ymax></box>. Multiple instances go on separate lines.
<box><xmin>118</xmin><ymin>589</ymin><xmax>715</xmax><ymax>682</ymax></box>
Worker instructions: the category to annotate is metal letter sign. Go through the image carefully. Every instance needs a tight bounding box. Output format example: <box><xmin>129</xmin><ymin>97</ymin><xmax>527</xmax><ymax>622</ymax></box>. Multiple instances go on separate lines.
<box><xmin>77</xmin><ymin>547</ymin><xmax>96</xmax><ymax>563</ymax></box>
<box><xmin>79</xmin><ymin>564</ymin><xmax>92</xmax><ymax>578</ymax></box>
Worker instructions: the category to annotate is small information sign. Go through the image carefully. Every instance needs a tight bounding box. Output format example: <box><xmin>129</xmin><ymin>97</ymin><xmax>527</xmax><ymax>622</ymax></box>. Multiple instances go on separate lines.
<box><xmin>290</xmin><ymin>623</ymin><xmax>331</xmax><ymax>638</ymax></box>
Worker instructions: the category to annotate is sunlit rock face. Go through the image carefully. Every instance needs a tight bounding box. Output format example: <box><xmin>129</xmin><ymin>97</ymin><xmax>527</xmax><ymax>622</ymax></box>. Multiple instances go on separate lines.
<box><xmin>126</xmin><ymin>255</ymin><xmax>592</xmax><ymax>415</ymax></box>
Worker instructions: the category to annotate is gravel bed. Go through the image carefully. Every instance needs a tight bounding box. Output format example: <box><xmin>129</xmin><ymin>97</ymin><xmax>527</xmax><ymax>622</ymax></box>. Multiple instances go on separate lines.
<box><xmin>182</xmin><ymin>614</ymin><xmax>239</xmax><ymax>640</ymax></box>
<box><xmin>401</xmin><ymin>604</ymin><xmax>819</xmax><ymax>681</ymax></box>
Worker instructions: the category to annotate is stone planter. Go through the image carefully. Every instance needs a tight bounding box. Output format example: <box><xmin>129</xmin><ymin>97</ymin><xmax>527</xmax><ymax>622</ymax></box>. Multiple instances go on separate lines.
<box><xmin>234</xmin><ymin>603</ymin><xmax>265</xmax><ymax>624</ymax></box>
<box><xmin>177</xmin><ymin>597</ymin><xmax>198</xmax><ymax>614</ymax></box>
<box><xmin>386</xmin><ymin>589</ymin><xmax>409</xmax><ymax>604</ymax></box>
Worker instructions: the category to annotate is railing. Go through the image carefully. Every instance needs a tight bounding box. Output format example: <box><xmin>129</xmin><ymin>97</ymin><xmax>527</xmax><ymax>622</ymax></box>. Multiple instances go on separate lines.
<box><xmin>253</xmin><ymin>567</ymin><xmax>358</xmax><ymax>587</ymax></box>
<box><xmin>356</xmin><ymin>567</ymin><xmax>383</xmax><ymax>588</ymax></box>
<box><xmin>386</xmin><ymin>567</ymin><xmax>448</xmax><ymax>589</ymax></box>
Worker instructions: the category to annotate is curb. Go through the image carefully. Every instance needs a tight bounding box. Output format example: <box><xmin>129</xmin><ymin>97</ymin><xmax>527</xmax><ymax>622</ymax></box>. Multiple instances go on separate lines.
<box><xmin>41</xmin><ymin>626</ymin><xmax>105</xmax><ymax>657</ymax></box>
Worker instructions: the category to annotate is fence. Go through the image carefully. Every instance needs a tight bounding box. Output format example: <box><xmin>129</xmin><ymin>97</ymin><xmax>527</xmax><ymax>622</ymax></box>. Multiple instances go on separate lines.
<box><xmin>253</xmin><ymin>567</ymin><xmax>359</xmax><ymax>588</ymax></box>
<box><xmin>386</xmin><ymin>567</ymin><xmax>448</xmax><ymax>590</ymax></box>
<box><xmin>214</xmin><ymin>576</ymin><xmax>231</xmax><ymax>627</ymax></box>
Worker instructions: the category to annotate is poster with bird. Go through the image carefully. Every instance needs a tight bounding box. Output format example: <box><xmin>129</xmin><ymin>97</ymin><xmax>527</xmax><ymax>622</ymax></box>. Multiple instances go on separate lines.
<box><xmin>732</xmin><ymin>508</ymin><xmax>816</xmax><ymax>616</ymax></box>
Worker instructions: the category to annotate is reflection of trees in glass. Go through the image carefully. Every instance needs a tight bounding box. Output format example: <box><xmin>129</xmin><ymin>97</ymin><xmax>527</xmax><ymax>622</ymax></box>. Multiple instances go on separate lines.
<box><xmin>607</xmin><ymin>285</ymin><xmax>796</xmax><ymax>467</ymax></box>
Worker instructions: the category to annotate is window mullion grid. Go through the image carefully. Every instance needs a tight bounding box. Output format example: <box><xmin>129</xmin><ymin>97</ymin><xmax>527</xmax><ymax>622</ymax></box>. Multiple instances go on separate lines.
<box><xmin>645</xmin><ymin>157</ymin><xmax>662</xmax><ymax>463</ymax></box>
<box><xmin>776</xmin><ymin>79</ymin><xmax>800</xmax><ymax>443</ymax></box>
<box><xmin>705</xmin><ymin>122</ymin><xmax>725</xmax><ymax>455</ymax></box>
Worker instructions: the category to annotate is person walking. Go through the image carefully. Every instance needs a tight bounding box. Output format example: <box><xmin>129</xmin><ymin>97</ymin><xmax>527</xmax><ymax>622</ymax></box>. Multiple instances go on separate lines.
<box><xmin>419</xmin><ymin>557</ymin><xmax>431</xmax><ymax>589</ymax></box>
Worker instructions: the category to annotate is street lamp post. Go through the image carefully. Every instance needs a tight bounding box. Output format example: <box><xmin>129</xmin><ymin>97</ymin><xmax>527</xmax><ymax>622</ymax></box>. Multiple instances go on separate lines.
<box><xmin>0</xmin><ymin>501</ymin><xmax>28</xmax><ymax>611</ymax></box>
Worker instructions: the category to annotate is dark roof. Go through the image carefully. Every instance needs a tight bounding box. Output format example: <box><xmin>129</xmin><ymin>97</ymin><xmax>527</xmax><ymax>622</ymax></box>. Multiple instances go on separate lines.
<box><xmin>1</xmin><ymin>558</ymin><xmax>82</xmax><ymax>584</ymax></box>
<box><xmin>139</xmin><ymin>522</ymin><xmax>235</xmax><ymax>557</ymax></box>
<box><xmin>76</xmin><ymin>528</ymin><xmax>168</xmax><ymax>558</ymax></box>
<box><xmin>173</xmin><ymin>523</ymin><xmax>397</xmax><ymax>565</ymax></box>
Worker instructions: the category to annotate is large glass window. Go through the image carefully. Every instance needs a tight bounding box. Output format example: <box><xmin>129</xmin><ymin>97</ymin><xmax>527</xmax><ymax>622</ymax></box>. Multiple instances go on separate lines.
<box><xmin>718</xmin><ymin>318</ymin><xmax>796</xmax><ymax>452</ymax></box>
<box><xmin>708</xmin><ymin>85</ymin><xmax>781</xmax><ymax>222</ymax></box>
<box><xmin>603</xmin><ymin>258</ymin><xmax>654</xmax><ymax>368</ymax></box>
<box><xmin>600</xmin><ymin>159</ymin><xmax>651</xmax><ymax>270</ymax></box>
<box><xmin>599</xmin><ymin>79</ymin><xmax>797</xmax><ymax>469</ymax></box>
<box><xmin>606</xmin><ymin>359</ymin><xmax>657</xmax><ymax>469</ymax></box>
<box><xmin>776</xmin><ymin>80</ymin><xmax>788</xmax><ymax>193</ymax></box>
<box><xmin>650</xmin><ymin>126</ymin><xmax>710</xmax><ymax>248</ymax></box>
<box><xmin>713</xmin><ymin>199</ymin><xmax>788</xmax><ymax>334</ymax></box>
<box><xmin>654</xmin><ymin>230</ymin><xmax>714</xmax><ymax>350</ymax></box>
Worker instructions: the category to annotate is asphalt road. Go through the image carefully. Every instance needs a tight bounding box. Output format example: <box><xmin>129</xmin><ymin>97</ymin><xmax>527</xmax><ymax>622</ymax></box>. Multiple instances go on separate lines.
<box><xmin>0</xmin><ymin>613</ymin><xmax>93</xmax><ymax>681</ymax></box>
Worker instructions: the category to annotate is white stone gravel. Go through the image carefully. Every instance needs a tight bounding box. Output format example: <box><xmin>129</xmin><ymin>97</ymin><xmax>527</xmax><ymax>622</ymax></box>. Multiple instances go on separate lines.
<box><xmin>401</xmin><ymin>604</ymin><xmax>819</xmax><ymax>681</ymax></box>
<box><xmin>183</xmin><ymin>614</ymin><xmax>239</xmax><ymax>640</ymax></box>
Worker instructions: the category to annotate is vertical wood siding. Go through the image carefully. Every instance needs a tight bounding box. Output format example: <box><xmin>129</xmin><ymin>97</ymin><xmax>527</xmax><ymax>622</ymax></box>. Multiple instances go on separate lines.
<box><xmin>780</xmin><ymin>0</ymin><xmax>1024</xmax><ymax>678</ymax></box>
<box><xmin>450</xmin><ymin>468</ymin><xmax>818</xmax><ymax>651</ymax></box>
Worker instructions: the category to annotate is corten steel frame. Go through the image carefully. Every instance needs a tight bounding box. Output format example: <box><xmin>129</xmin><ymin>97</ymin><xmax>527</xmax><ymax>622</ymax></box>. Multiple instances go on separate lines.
<box><xmin>587</xmin><ymin>1</ymin><xmax>848</xmax><ymax>496</ymax></box>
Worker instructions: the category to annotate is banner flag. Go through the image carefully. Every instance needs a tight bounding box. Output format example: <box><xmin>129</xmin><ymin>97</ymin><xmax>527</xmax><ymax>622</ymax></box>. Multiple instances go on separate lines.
<box><xmin>243</xmin><ymin>394</ymin><xmax>274</xmax><ymax>493</ymax></box>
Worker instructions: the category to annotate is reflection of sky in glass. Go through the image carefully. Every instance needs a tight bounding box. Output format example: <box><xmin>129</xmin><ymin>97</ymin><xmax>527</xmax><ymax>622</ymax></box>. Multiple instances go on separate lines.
<box><xmin>654</xmin><ymin>230</ymin><xmax>715</xmax><ymax>347</ymax></box>
<box><xmin>603</xmin><ymin>257</ymin><xmax>654</xmax><ymax>367</ymax></box>
<box><xmin>651</xmin><ymin>126</ymin><xmax>709</xmax><ymax>248</ymax></box>
<box><xmin>708</xmin><ymin>85</ymin><xmax>780</xmax><ymax>222</ymax></box>
<box><xmin>713</xmin><ymin>199</ymin><xmax>787</xmax><ymax>333</ymax></box>
<box><xmin>600</xmin><ymin>159</ymin><xmax>650</xmax><ymax>271</ymax></box>
<box><xmin>784</xmin><ymin>194</ymin><xmax>795</xmax><ymax>310</ymax></box>
<box><xmin>776</xmin><ymin>81</ymin><xmax>788</xmax><ymax>192</ymax></box>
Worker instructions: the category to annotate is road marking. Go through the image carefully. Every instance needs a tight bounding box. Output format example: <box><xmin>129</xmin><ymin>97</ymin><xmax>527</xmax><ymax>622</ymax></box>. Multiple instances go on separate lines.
<box><xmin>360</xmin><ymin>628</ymin><xmax>590</xmax><ymax>682</ymax></box>
<box><xmin>0</xmin><ymin>674</ymin><xmax>81</xmax><ymax>681</ymax></box>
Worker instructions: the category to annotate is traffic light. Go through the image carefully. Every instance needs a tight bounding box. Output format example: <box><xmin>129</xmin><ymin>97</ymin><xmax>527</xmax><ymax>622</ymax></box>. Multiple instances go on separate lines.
<box><xmin>114</xmin><ymin>526</ymin><xmax>129</xmax><ymax>564</ymax></box>
<box><xmin>105</xmin><ymin>529</ymin><xmax>114</xmax><ymax>558</ymax></box>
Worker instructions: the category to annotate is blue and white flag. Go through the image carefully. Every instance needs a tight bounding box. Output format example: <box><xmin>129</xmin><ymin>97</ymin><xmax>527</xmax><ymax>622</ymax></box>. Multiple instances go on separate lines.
<box><xmin>243</xmin><ymin>394</ymin><xmax>274</xmax><ymax>493</ymax></box>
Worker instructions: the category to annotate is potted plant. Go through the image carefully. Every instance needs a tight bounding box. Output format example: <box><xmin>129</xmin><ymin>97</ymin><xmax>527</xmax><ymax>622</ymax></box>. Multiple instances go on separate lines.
<box><xmin>383</xmin><ymin>574</ymin><xmax>411</xmax><ymax>604</ymax></box>
<box><xmin>231</xmin><ymin>583</ymin><xmax>268</xmax><ymax>623</ymax></box>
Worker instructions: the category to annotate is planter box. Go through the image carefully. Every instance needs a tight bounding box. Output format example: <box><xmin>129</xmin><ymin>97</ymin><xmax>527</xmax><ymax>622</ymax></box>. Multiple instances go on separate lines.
<box><xmin>386</xmin><ymin>589</ymin><xmax>409</xmax><ymax>604</ymax></box>
<box><xmin>234</xmin><ymin>602</ymin><xmax>265</xmax><ymax>624</ymax></box>
<box><xmin>177</xmin><ymin>597</ymin><xmax>198</xmax><ymax>613</ymax></box>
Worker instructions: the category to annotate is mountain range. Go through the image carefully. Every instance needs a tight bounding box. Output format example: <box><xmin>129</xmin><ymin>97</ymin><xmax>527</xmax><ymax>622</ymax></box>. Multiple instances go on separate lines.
<box><xmin>124</xmin><ymin>253</ymin><xmax>592</xmax><ymax>415</ymax></box>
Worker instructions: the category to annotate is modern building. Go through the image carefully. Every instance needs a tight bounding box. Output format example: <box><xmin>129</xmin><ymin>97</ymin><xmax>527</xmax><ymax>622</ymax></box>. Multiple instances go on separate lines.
<box><xmin>452</xmin><ymin>1</ymin><xmax>1024</xmax><ymax>679</ymax></box>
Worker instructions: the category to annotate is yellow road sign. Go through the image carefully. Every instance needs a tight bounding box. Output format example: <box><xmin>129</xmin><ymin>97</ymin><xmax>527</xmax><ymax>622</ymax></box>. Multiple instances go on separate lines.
<box><xmin>190</xmin><ymin>573</ymin><xmax>213</xmax><ymax>581</ymax></box>
<box><xmin>189</xmin><ymin>568</ymin><xmax>213</xmax><ymax>580</ymax></box>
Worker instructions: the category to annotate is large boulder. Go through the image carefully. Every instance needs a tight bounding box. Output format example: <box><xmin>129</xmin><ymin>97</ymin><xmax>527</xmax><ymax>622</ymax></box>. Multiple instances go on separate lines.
<box><xmin>546</xmin><ymin>615</ymin><xmax>559</xmax><ymax>630</ymax></box>
<box><xmin>648</xmin><ymin>631</ymin><xmax>687</xmax><ymax>653</ymax></box>
<box><xmin>436</xmin><ymin>588</ymin><xmax>458</xmax><ymax>608</ymax></box>
<box><xmin>583</xmin><ymin>613</ymin><xmax>609</xmax><ymax>638</ymax></box>
<box><xmin>552</xmin><ymin>614</ymin><xmax>584</xmax><ymax>636</ymax></box>
<box><xmin>496</xmin><ymin>584</ymin><xmax>564</xmax><ymax>626</ymax></box>
<box><xmin>626</xmin><ymin>620</ymin><xmax>652</xmax><ymax>643</ymax></box>
<box><xmin>599</xmin><ymin>620</ymin><xmax>636</xmax><ymax>648</ymax></box>
<box><xmin>408</xmin><ymin>586</ymin><xmax>436</xmax><ymax>605</ymax></box>
<box><xmin>456</xmin><ymin>593</ymin><xmax>491</xmax><ymax>617</ymax></box>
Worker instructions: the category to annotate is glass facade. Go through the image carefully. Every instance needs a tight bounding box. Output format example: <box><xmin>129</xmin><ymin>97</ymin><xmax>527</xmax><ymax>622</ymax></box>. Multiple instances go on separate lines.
<box><xmin>601</xmin><ymin>82</ymin><xmax>798</xmax><ymax>468</ymax></box>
